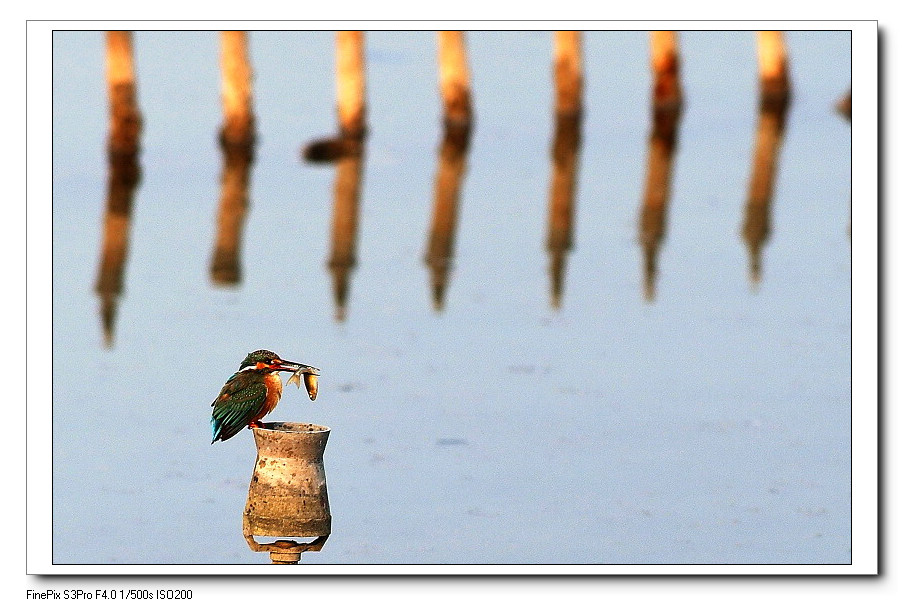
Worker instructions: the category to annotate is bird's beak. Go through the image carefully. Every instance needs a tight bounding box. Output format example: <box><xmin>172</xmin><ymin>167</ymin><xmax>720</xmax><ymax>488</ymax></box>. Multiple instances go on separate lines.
<box><xmin>273</xmin><ymin>360</ymin><xmax>321</xmax><ymax>375</ymax></box>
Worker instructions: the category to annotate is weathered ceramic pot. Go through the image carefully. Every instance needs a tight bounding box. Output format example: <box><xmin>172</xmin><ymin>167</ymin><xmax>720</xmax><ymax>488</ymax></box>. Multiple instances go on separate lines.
<box><xmin>243</xmin><ymin>422</ymin><xmax>331</xmax><ymax>540</ymax></box>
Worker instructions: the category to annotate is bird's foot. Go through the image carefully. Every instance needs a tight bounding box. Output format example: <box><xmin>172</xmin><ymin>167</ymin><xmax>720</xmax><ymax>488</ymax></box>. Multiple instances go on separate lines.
<box><xmin>248</xmin><ymin>421</ymin><xmax>262</xmax><ymax>430</ymax></box>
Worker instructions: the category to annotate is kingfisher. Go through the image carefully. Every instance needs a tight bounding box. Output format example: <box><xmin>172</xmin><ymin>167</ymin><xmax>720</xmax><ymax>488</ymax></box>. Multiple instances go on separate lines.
<box><xmin>211</xmin><ymin>349</ymin><xmax>320</xmax><ymax>443</ymax></box>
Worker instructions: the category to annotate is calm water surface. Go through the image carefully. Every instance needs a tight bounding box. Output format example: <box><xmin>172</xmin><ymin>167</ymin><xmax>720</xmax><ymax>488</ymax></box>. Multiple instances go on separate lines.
<box><xmin>51</xmin><ymin>30</ymin><xmax>851</xmax><ymax>565</ymax></box>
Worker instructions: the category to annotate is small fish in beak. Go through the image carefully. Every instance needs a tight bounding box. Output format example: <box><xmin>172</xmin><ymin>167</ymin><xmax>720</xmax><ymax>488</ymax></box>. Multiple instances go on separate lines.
<box><xmin>287</xmin><ymin>364</ymin><xmax>321</xmax><ymax>401</ymax></box>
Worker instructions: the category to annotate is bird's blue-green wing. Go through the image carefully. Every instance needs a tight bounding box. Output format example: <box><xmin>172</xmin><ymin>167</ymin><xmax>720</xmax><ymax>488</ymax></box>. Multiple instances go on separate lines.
<box><xmin>211</xmin><ymin>373</ymin><xmax>268</xmax><ymax>443</ymax></box>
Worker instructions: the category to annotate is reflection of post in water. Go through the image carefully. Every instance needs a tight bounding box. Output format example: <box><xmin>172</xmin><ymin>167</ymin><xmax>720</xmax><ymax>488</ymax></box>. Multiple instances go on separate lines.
<box><xmin>210</xmin><ymin>31</ymin><xmax>256</xmax><ymax>285</ymax></box>
<box><xmin>425</xmin><ymin>122</ymin><xmax>472</xmax><ymax>311</ymax></box>
<box><xmin>836</xmin><ymin>89</ymin><xmax>851</xmax><ymax>236</ymax></box>
<box><xmin>743</xmin><ymin>35</ymin><xmax>791</xmax><ymax>289</ymax></box>
<box><xmin>303</xmin><ymin>31</ymin><xmax>366</xmax><ymax>162</ymax></box>
<box><xmin>299</xmin><ymin>32</ymin><xmax>368</xmax><ymax>319</ymax></box>
<box><xmin>327</xmin><ymin>152</ymin><xmax>365</xmax><ymax>322</ymax></box>
<box><xmin>836</xmin><ymin>89</ymin><xmax>851</xmax><ymax>121</ymax></box>
<box><xmin>546</xmin><ymin>32</ymin><xmax>583</xmax><ymax>309</ymax></box>
<box><xmin>639</xmin><ymin>31</ymin><xmax>683</xmax><ymax>302</ymax></box>
<box><xmin>425</xmin><ymin>32</ymin><xmax>473</xmax><ymax>311</ymax></box>
<box><xmin>210</xmin><ymin>145</ymin><xmax>255</xmax><ymax>285</ymax></box>
<box><xmin>95</xmin><ymin>31</ymin><xmax>142</xmax><ymax>347</ymax></box>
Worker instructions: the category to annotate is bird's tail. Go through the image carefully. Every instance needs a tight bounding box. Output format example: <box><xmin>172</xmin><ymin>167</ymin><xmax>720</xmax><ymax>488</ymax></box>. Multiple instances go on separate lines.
<box><xmin>211</xmin><ymin>417</ymin><xmax>221</xmax><ymax>444</ymax></box>
<box><xmin>211</xmin><ymin>417</ymin><xmax>234</xmax><ymax>443</ymax></box>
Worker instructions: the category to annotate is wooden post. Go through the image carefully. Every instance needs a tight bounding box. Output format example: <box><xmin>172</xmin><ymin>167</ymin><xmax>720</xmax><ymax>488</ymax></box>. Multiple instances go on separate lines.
<box><xmin>437</xmin><ymin>31</ymin><xmax>473</xmax><ymax>128</ymax></box>
<box><xmin>757</xmin><ymin>31</ymin><xmax>791</xmax><ymax>110</ymax></box>
<box><xmin>219</xmin><ymin>31</ymin><xmax>255</xmax><ymax>148</ymax></box>
<box><xmin>638</xmin><ymin>32</ymin><xmax>684</xmax><ymax>302</ymax></box>
<box><xmin>545</xmin><ymin>32</ymin><xmax>584</xmax><ymax>308</ymax></box>
<box><xmin>303</xmin><ymin>32</ymin><xmax>367</xmax><ymax>162</ymax></box>
<box><xmin>105</xmin><ymin>31</ymin><xmax>142</xmax><ymax>156</ymax></box>
<box><xmin>96</xmin><ymin>31</ymin><xmax>142</xmax><ymax>346</ymax></box>
<box><xmin>336</xmin><ymin>31</ymin><xmax>366</xmax><ymax>140</ymax></box>
<box><xmin>650</xmin><ymin>31</ymin><xmax>682</xmax><ymax>113</ymax></box>
<box><xmin>211</xmin><ymin>32</ymin><xmax>256</xmax><ymax>284</ymax></box>
<box><xmin>553</xmin><ymin>31</ymin><xmax>582</xmax><ymax>118</ymax></box>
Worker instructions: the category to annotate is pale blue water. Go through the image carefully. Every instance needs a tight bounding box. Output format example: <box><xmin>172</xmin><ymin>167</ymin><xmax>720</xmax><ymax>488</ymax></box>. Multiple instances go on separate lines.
<box><xmin>51</xmin><ymin>30</ymin><xmax>851</xmax><ymax>565</ymax></box>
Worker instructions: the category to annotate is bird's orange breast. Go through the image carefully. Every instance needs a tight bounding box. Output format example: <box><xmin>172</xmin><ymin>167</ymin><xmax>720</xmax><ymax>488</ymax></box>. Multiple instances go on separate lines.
<box><xmin>256</xmin><ymin>372</ymin><xmax>284</xmax><ymax>421</ymax></box>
